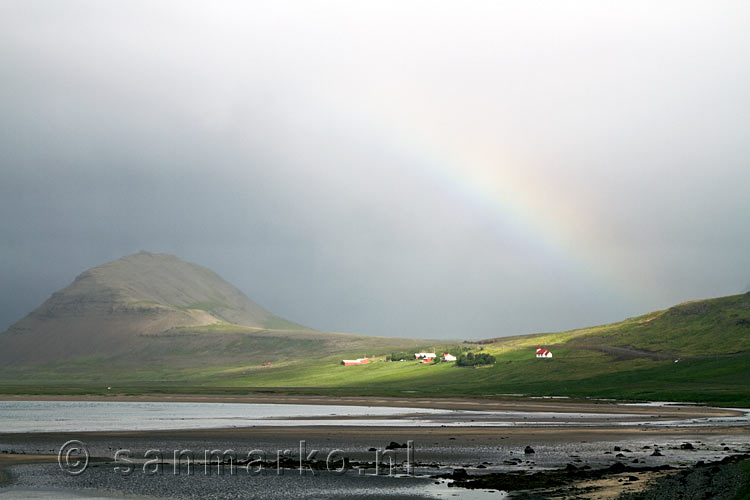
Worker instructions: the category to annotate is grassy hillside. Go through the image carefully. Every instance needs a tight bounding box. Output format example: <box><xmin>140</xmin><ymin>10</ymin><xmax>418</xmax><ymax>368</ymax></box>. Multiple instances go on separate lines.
<box><xmin>487</xmin><ymin>292</ymin><xmax>750</xmax><ymax>357</ymax></box>
<box><xmin>173</xmin><ymin>291</ymin><xmax>750</xmax><ymax>404</ymax></box>
<box><xmin>1</xmin><ymin>283</ymin><xmax>748</xmax><ymax>405</ymax></box>
<box><xmin>0</xmin><ymin>324</ymin><xmax>434</xmax><ymax>385</ymax></box>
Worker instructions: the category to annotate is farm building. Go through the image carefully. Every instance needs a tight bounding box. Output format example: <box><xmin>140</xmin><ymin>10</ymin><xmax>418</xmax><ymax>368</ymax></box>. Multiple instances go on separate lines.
<box><xmin>535</xmin><ymin>347</ymin><xmax>552</xmax><ymax>358</ymax></box>
<box><xmin>341</xmin><ymin>358</ymin><xmax>371</xmax><ymax>366</ymax></box>
<box><xmin>414</xmin><ymin>352</ymin><xmax>436</xmax><ymax>360</ymax></box>
<box><xmin>442</xmin><ymin>353</ymin><xmax>457</xmax><ymax>362</ymax></box>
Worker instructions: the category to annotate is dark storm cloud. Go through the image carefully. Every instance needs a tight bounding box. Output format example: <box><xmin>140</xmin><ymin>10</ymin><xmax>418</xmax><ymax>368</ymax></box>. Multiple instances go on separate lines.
<box><xmin>1</xmin><ymin>0</ymin><xmax>749</xmax><ymax>338</ymax></box>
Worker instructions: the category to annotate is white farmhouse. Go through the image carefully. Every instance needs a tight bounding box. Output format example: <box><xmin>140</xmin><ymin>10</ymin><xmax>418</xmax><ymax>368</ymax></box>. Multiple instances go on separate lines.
<box><xmin>414</xmin><ymin>352</ymin><xmax>437</xmax><ymax>360</ymax></box>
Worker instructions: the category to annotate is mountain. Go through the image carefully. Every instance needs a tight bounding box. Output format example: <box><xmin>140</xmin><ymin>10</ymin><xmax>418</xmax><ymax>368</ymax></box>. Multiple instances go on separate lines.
<box><xmin>0</xmin><ymin>252</ymin><xmax>427</xmax><ymax>381</ymax></box>
<box><xmin>0</xmin><ymin>252</ymin><xmax>309</xmax><ymax>366</ymax></box>
<box><xmin>0</xmin><ymin>252</ymin><xmax>308</xmax><ymax>365</ymax></box>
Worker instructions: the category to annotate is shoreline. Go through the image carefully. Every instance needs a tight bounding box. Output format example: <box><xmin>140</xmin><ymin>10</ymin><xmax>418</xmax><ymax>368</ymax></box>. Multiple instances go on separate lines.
<box><xmin>2</xmin><ymin>395</ymin><xmax>749</xmax><ymax>498</ymax></box>
<box><xmin>2</xmin><ymin>427</ymin><xmax>749</xmax><ymax>499</ymax></box>
<box><xmin>2</xmin><ymin>421</ymin><xmax>749</xmax><ymax>499</ymax></box>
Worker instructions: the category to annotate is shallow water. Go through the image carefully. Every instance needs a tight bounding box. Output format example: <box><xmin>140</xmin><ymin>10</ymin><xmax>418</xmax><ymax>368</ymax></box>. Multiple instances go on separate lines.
<box><xmin>0</xmin><ymin>464</ymin><xmax>471</xmax><ymax>500</ymax></box>
<box><xmin>0</xmin><ymin>401</ymin><xmax>450</xmax><ymax>433</ymax></box>
<box><xmin>1</xmin><ymin>401</ymin><xmax>748</xmax><ymax>433</ymax></box>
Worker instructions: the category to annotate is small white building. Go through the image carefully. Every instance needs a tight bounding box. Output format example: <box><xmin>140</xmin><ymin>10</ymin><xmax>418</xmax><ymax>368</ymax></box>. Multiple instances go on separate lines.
<box><xmin>535</xmin><ymin>347</ymin><xmax>552</xmax><ymax>358</ymax></box>
<box><xmin>442</xmin><ymin>353</ymin><xmax>457</xmax><ymax>362</ymax></box>
<box><xmin>414</xmin><ymin>352</ymin><xmax>437</xmax><ymax>360</ymax></box>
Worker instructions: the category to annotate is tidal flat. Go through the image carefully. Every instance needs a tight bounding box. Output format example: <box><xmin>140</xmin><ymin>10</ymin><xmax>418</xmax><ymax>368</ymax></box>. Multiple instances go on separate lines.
<box><xmin>1</xmin><ymin>396</ymin><xmax>749</xmax><ymax>499</ymax></box>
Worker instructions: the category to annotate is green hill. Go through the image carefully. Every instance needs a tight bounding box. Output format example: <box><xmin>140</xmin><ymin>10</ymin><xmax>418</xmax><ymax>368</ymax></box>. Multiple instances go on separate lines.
<box><xmin>1</xmin><ymin>253</ymin><xmax>748</xmax><ymax>405</ymax></box>
<box><xmin>485</xmin><ymin>292</ymin><xmax>750</xmax><ymax>357</ymax></box>
<box><xmin>161</xmin><ymin>293</ymin><xmax>749</xmax><ymax>406</ymax></box>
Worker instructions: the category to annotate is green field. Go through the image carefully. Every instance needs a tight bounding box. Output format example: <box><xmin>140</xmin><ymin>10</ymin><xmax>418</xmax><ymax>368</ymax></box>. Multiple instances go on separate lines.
<box><xmin>1</xmin><ymin>293</ymin><xmax>749</xmax><ymax>405</ymax></box>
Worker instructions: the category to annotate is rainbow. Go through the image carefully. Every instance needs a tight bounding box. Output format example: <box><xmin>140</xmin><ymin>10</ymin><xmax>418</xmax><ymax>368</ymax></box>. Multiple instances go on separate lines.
<box><xmin>350</xmin><ymin>99</ymin><xmax>646</xmax><ymax>307</ymax></box>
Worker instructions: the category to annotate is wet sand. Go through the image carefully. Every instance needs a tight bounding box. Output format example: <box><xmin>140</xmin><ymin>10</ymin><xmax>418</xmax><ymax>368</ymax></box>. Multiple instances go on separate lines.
<box><xmin>0</xmin><ymin>456</ymin><xmax>57</xmax><ymax>487</ymax></box>
<box><xmin>5</xmin><ymin>421</ymin><xmax>748</xmax><ymax>447</ymax></box>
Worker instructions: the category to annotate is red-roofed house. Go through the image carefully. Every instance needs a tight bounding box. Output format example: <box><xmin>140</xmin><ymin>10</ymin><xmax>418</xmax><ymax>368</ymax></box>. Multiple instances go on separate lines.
<box><xmin>535</xmin><ymin>347</ymin><xmax>552</xmax><ymax>358</ymax></box>
<box><xmin>341</xmin><ymin>358</ymin><xmax>371</xmax><ymax>366</ymax></box>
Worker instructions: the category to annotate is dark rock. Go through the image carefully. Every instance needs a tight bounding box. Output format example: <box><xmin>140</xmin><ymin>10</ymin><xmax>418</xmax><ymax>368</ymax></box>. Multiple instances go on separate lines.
<box><xmin>651</xmin><ymin>450</ymin><xmax>663</xmax><ymax>456</ymax></box>
<box><xmin>608</xmin><ymin>462</ymin><xmax>627</xmax><ymax>473</ymax></box>
<box><xmin>680</xmin><ymin>442</ymin><xmax>695</xmax><ymax>450</ymax></box>
<box><xmin>385</xmin><ymin>441</ymin><xmax>407</xmax><ymax>450</ymax></box>
<box><xmin>452</xmin><ymin>468</ymin><xmax>468</xmax><ymax>479</ymax></box>
<box><xmin>524</xmin><ymin>446</ymin><xmax>535</xmax><ymax>454</ymax></box>
<box><xmin>613</xmin><ymin>446</ymin><xmax>621</xmax><ymax>451</ymax></box>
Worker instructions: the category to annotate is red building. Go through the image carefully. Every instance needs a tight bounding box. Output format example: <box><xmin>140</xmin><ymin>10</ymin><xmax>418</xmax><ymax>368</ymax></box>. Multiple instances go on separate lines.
<box><xmin>341</xmin><ymin>358</ymin><xmax>371</xmax><ymax>366</ymax></box>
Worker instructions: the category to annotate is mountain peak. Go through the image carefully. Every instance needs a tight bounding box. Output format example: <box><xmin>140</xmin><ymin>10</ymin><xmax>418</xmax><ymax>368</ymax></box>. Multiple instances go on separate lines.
<box><xmin>0</xmin><ymin>252</ymin><xmax>309</xmax><ymax>365</ymax></box>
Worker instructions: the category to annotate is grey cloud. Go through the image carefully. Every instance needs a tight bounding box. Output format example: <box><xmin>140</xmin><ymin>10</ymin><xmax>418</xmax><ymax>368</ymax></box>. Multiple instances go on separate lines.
<box><xmin>1</xmin><ymin>0</ymin><xmax>749</xmax><ymax>338</ymax></box>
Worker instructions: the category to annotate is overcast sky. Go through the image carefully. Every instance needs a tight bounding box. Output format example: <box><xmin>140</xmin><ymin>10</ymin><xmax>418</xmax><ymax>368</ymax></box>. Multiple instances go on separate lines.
<box><xmin>1</xmin><ymin>1</ymin><xmax>749</xmax><ymax>339</ymax></box>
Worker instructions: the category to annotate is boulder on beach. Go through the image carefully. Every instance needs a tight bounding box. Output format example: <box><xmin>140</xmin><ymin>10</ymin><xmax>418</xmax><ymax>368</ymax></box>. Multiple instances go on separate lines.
<box><xmin>452</xmin><ymin>468</ymin><xmax>468</xmax><ymax>479</ymax></box>
<box><xmin>385</xmin><ymin>441</ymin><xmax>407</xmax><ymax>450</ymax></box>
